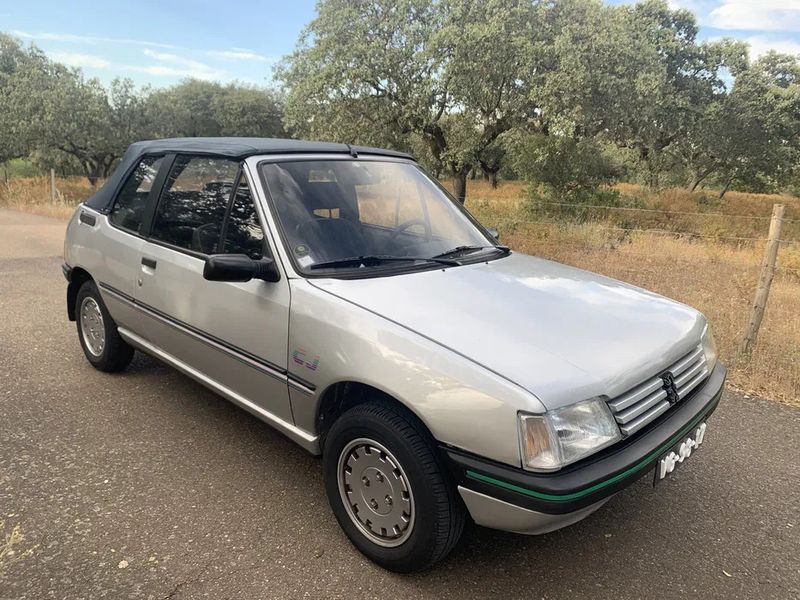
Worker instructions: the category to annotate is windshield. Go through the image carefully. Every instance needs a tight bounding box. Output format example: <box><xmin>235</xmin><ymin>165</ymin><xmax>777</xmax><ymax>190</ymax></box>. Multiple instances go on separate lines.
<box><xmin>261</xmin><ymin>160</ymin><xmax>497</xmax><ymax>275</ymax></box>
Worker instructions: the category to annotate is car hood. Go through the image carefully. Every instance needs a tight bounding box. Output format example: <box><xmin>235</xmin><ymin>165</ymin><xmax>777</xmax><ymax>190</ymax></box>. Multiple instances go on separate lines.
<box><xmin>309</xmin><ymin>253</ymin><xmax>705</xmax><ymax>410</ymax></box>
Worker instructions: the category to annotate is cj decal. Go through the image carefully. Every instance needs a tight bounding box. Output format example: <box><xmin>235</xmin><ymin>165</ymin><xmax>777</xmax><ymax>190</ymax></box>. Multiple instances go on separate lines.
<box><xmin>292</xmin><ymin>348</ymin><xmax>320</xmax><ymax>371</ymax></box>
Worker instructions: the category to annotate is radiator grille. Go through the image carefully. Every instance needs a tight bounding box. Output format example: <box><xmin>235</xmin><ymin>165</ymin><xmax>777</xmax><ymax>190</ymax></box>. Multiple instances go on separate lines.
<box><xmin>607</xmin><ymin>345</ymin><xmax>709</xmax><ymax>437</ymax></box>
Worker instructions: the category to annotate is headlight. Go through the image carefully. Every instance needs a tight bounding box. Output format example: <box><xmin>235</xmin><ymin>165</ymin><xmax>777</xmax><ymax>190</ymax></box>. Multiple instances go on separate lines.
<box><xmin>518</xmin><ymin>398</ymin><xmax>621</xmax><ymax>472</ymax></box>
<box><xmin>701</xmin><ymin>325</ymin><xmax>718</xmax><ymax>372</ymax></box>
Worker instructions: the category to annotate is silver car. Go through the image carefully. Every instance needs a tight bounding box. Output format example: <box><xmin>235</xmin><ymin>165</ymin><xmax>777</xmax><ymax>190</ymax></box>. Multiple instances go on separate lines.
<box><xmin>63</xmin><ymin>138</ymin><xmax>725</xmax><ymax>572</ymax></box>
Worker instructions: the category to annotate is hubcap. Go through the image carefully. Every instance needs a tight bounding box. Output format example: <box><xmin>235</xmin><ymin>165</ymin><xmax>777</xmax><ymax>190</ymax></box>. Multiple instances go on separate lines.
<box><xmin>337</xmin><ymin>438</ymin><xmax>415</xmax><ymax>547</ymax></box>
<box><xmin>80</xmin><ymin>296</ymin><xmax>105</xmax><ymax>357</ymax></box>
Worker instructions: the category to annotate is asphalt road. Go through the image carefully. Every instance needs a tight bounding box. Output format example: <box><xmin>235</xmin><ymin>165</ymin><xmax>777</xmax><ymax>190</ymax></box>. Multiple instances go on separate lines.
<box><xmin>1</xmin><ymin>208</ymin><xmax>798</xmax><ymax>600</ymax></box>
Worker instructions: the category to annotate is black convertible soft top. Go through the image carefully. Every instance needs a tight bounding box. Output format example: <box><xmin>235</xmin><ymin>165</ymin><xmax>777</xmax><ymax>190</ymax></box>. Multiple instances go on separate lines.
<box><xmin>84</xmin><ymin>137</ymin><xmax>414</xmax><ymax>211</ymax></box>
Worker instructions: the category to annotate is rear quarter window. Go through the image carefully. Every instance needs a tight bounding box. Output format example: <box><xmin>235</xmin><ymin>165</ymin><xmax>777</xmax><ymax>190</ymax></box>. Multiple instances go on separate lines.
<box><xmin>108</xmin><ymin>156</ymin><xmax>163</xmax><ymax>233</ymax></box>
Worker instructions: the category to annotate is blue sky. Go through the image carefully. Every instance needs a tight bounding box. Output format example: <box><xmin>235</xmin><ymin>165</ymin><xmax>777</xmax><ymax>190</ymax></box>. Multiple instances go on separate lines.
<box><xmin>2</xmin><ymin>0</ymin><xmax>317</xmax><ymax>87</ymax></box>
<box><xmin>3</xmin><ymin>0</ymin><xmax>800</xmax><ymax>89</ymax></box>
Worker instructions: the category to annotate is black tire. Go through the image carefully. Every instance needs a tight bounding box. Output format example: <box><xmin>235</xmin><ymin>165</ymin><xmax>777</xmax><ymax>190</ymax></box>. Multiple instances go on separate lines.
<box><xmin>323</xmin><ymin>400</ymin><xmax>465</xmax><ymax>572</ymax></box>
<box><xmin>75</xmin><ymin>280</ymin><xmax>134</xmax><ymax>372</ymax></box>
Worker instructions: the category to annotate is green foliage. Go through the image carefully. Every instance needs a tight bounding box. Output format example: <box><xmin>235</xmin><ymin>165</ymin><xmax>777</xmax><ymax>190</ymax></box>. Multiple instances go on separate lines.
<box><xmin>512</xmin><ymin>134</ymin><xmax>622</xmax><ymax>197</ymax></box>
<box><xmin>276</xmin><ymin>0</ymin><xmax>536</xmax><ymax>202</ymax></box>
<box><xmin>1</xmin><ymin>33</ymin><xmax>286</xmax><ymax>185</ymax></box>
<box><xmin>672</xmin><ymin>50</ymin><xmax>800</xmax><ymax>195</ymax></box>
<box><xmin>524</xmin><ymin>185</ymin><xmax>625</xmax><ymax>222</ymax></box>
<box><xmin>144</xmin><ymin>80</ymin><xmax>285</xmax><ymax>139</ymax></box>
<box><xmin>0</xmin><ymin>158</ymin><xmax>43</xmax><ymax>178</ymax></box>
<box><xmin>514</xmin><ymin>134</ymin><xmax>627</xmax><ymax>221</ymax></box>
<box><xmin>0</xmin><ymin>33</ymin><xmax>50</xmax><ymax>163</ymax></box>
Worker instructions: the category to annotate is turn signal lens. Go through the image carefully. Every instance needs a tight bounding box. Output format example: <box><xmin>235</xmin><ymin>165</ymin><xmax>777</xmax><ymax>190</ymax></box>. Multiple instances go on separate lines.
<box><xmin>518</xmin><ymin>414</ymin><xmax>558</xmax><ymax>471</ymax></box>
<box><xmin>701</xmin><ymin>325</ymin><xmax>718</xmax><ymax>372</ymax></box>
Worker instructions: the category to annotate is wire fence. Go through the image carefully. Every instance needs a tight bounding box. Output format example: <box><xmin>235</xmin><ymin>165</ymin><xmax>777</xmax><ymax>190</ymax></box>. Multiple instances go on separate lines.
<box><xmin>516</xmin><ymin>239</ymin><xmax>798</xmax><ymax>276</ymax></box>
<box><xmin>520</xmin><ymin>199</ymin><xmax>800</xmax><ymax>224</ymax></box>
<box><xmin>510</xmin><ymin>218</ymin><xmax>777</xmax><ymax>243</ymax></box>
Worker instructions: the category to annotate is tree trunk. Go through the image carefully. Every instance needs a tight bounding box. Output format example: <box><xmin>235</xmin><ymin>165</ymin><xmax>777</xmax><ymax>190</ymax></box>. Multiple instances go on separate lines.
<box><xmin>718</xmin><ymin>177</ymin><xmax>732</xmax><ymax>199</ymax></box>
<box><xmin>452</xmin><ymin>166</ymin><xmax>469</xmax><ymax>204</ymax></box>
<box><xmin>80</xmin><ymin>161</ymin><xmax>94</xmax><ymax>188</ymax></box>
<box><xmin>86</xmin><ymin>162</ymin><xmax>103</xmax><ymax>188</ymax></box>
<box><xmin>101</xmin><ymin>156</ymin><xmax>117</xmax><ymax>180</ymax></box>
<box><xmin>647</xmin><ymin>168</ymin><xmax>659</xmax><ymax>190</ymax></box>
<box><xmin>477</xmin><ymin>158</ymin><xmax>500</xmax><ymax>189</ymax></box>
<box><xmin>688</xmin><ymin>167</ymin><xmax>714</xmax><ymax>192</ymax></box>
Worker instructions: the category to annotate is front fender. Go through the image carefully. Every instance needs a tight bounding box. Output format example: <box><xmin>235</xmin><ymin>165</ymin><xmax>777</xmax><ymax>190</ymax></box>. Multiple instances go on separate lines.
<box><xmin>287</xmin><ymin>279</ymin><xmax>545</xmax><ymax>468</ymax></box>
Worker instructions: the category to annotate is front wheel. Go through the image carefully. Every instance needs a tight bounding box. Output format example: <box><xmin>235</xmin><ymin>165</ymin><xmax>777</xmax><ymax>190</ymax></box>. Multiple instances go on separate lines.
<box><xmin>75</xmin><ymin>280</ymin><xmax>134</xmax><ymax>372</ymax></box>
<box><xmin>323</xmin><ymin>401</ymin><xmax>465</xmax><ymax>572</ymax></box>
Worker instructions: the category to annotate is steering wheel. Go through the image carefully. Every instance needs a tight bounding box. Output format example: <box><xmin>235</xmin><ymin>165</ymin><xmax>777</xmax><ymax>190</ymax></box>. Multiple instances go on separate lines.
<box><xmin>389</xmin><ymin>218</ymin><xmax>432</xmax><ymax>243</ymax></box>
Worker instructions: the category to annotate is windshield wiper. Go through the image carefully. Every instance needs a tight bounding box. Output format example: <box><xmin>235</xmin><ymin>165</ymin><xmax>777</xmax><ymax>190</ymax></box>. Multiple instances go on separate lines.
<box><xmin>432</xmin><ymin>245</ymin><xmax>510</xmax><ymax>260</ymax></box>
<box><xmin>309</xmin><ymin>254</ymin><xmax>460</xmax><ymax>270</ymax></box>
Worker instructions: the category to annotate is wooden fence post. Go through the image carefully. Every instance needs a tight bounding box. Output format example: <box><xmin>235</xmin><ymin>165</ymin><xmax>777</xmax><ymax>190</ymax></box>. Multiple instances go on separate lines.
<box><xmin>740</xmin><ymin>203</ymin><xmax>785</xmax><ymax>355</ymax></box>
<box><xmin>50</xmin><ymin>169</ymin><xmax>57</xmax><ymax>204</ymax></box>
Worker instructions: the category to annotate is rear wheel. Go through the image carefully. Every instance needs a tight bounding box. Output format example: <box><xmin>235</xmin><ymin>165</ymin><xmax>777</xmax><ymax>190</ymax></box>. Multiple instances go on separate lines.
<box><xmin>75</xmin><ymin>280</ymin><xmax>134</xmax><ymax>372</ymax></box>
<box><xmin>323</xmin><ymin>401</ymin><xmax>465</xmax><ymax>572</ymax></box>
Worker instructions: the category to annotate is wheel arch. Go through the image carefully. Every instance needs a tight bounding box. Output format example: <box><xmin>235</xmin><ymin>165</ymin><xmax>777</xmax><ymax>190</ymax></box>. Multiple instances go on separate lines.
<box><xmin>316</xmin><ymin>380</ymin><xmax>436</xmax><ymax>451</ymax></box>
<box><xmin>66</xmin><ymin>266</ymin><xmax>94</xmax><ymax>321</ymax></box>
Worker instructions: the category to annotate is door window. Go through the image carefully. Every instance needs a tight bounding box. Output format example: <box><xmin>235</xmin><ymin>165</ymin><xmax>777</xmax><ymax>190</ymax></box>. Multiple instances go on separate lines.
<box><xmin>108</xmin><ymin>156</ymin><xmax>163</xmax><ymax>233</ymax></box>
<box><xmin>150</xmin><ymin>156</ymin><xmax>239</xmax><ymax>254</ymax></box>
<box><xmin>221</xmin><ymin>178</ymin><xmax>265</xmax><ymax>260</ymax></box>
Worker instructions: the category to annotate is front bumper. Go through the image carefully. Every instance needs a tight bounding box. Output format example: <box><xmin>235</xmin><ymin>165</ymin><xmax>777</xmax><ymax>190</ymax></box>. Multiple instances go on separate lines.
<box><xmin>443</xmin><ymin>363</ymin><xmax>726</xmax><ymax>533</ymax></box>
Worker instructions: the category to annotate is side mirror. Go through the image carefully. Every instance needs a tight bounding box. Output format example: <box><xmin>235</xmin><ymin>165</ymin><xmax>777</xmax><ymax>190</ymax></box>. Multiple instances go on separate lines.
<box><xmin>487</xmin><ymin>227</ymin><xmax>500</xmax><ymax>241</ymax></box>
<box><xmin>203</xmin><ymin>254</ymin><xmax>280</xmax><ymax>283</ymax></box>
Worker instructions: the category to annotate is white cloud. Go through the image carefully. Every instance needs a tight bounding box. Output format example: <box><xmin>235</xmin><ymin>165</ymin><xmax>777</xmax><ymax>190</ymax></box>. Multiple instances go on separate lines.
<box><xmin>125</xmin><ymin>65</ymin><xmax>190</xmax><ymax>77</ymax></box>
<box><xmin>12</xmin><ymin>29</ymin><xmax>270</xmax><ymax>64</ymax></box>
<box><xmin>11</xmin><ymin>29</ymin><xmax>178</xmax><ymax>49</ymax></box>
<box><xmin>46</xmin><ymin>50</ymin><xmax>111</xmax><ymax>69</ymax></box>
<box><xmin>138</xmin><ymin>48</ymin><xmax>226</xmax><ymax>80</ymax></box>
<box><xmin>37</xmin><ymin>46</ymin><xmax>233</xmax><ymax>82</ymax></box>
<box><xmin>745</xmin><ymin>35</ymin><xmax>800</xmax><ymax>57</ymax></box>
<box><xmin>206</xmin><ymin>49</ymin><xmax>270</xmax><ymax>62</ymax></box>
<box><xmin>707</xmin><ymin>1</ymin><xmax>800</xmax><ymax>32</ymax></box>
<box><xmin>666</xmin><ymin>0</ymin><xmax>710</xmax><ymax>11</ymax></box>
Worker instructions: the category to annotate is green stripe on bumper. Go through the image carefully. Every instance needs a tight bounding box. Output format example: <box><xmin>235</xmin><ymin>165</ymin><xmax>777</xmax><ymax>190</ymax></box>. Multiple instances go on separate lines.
<box><xmin>466</xmin><ymin>397</ymin><xmax>719</xmax><ymax>502</ymax></box>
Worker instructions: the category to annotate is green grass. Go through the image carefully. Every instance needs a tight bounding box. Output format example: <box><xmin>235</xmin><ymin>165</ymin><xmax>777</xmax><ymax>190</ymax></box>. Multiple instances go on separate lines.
<box><xmin>1</xmin><ymin>159</ymin><xmax>46</xmax><ymax>179</ymax></box>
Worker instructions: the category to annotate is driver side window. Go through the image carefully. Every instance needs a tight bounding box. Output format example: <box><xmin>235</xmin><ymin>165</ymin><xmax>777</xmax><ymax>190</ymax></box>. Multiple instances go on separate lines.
<box><xmin>150</xmin><ymin>155</ymin><xmax>239</xmax><ymax>254</ymax></box>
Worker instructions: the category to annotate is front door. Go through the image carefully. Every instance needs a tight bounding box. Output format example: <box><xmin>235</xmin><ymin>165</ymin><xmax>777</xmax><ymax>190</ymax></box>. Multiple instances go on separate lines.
<box><xmin>135</xmin><ymin>155</ymin><xmax>293</xmax><ymax>424</ymax></box>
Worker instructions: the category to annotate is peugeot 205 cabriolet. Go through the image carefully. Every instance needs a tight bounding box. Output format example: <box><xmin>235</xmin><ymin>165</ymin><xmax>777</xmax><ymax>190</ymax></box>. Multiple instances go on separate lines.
<box><xmin>63</xmin><ymin>138</ymin><xmax>725</xmax><ymax>572</ymax></box>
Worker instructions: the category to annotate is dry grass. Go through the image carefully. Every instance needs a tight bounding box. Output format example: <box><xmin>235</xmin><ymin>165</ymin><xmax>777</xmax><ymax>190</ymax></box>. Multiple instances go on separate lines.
<box><xmin>0</xmin><ymin>176</ymin><xmax>94</xmax><ymax>220</ymax></box>
<box><xmin>2</xmin><ymin>175</ymin><xmax>798</xmax><ymax>404</ymax></box>
<box><xmin>0</xmin><ymin>519</ymin><xmax>36</xmax><ymax>579</ymax></box>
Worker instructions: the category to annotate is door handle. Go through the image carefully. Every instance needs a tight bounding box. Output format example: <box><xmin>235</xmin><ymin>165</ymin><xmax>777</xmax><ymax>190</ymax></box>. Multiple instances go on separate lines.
<box><xmin>141</xmin><ymin>257</ymin><xmax>157</xmax><ymax>269</ymax></box>
<box><xmin>78</xmin><ymin>211</ymin><xmax>96</xmax><ymax>226</ymax></box>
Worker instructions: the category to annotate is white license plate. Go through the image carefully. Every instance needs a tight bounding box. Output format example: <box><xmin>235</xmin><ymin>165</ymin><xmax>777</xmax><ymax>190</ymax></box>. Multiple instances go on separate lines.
<box><xmin>654</xmin><ymin>422</ymin><xmax>707</xmax><ymax>485</ymax></box>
